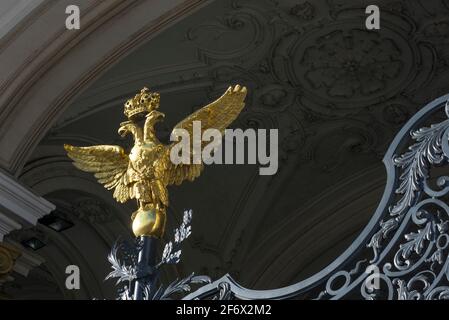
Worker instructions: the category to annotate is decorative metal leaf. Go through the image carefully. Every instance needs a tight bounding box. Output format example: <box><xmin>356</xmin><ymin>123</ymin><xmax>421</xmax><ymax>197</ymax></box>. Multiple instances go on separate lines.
<box><xmin>399</xmin><ymin>222</ymin><xmax>433</xmax><ymax>259</ymax></box>
<box><xmin>368</xmin><ymin>113</ymin><xmax>449</xmax><ymax>258</ymax></box>
<box><xmin>158</xmin><ymin>209</ymin><xmax>193</xmax><ymax>267</ymax></box>
<box><xmin>367</xmin><ymin>217</ymin><xmax>400</xmax><ymax>262</ymax></box>
<box><xmin>394</xmin><ymin>279</ymin><xmax>420</xmax><ymax>300</ymax></box>
<box><xmin>391</xmin><ymin>120</ymin><xmax>449</xmax><ymax>217</ymax></box>
<box><xmin>117</xmin><ymin>286</ymin><xmax>133</xmax><ymax>300</ymax></box>
<box><xmin>105</xmin><ymin>241</ymin><xmax>136</xmax><ymax>285</ymax></box>
<box><xmin>427</xmin><ymin>249</ymin><xmax>443</xmax><ymax>266</ymax></box>
<box><xmin>161</xmin><ymin>273</ymin><xmax>211</xmax><ymax>299</ymax></box>
<box><xmin>162</xmin><ymin>241</ymin><xmax>173</xmax><ymax>261</ymax></box>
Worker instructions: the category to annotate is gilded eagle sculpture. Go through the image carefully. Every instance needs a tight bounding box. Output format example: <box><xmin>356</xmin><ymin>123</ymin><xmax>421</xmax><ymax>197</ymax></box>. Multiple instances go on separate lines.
<box><xmin>64</xmin><ymin>85</ymin><xmax>247</xmax><ymax>238</ymax></box>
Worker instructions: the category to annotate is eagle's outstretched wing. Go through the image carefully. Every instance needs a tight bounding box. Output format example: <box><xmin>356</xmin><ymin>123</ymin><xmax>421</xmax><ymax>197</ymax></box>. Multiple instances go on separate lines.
<box><xmin>64</xmin><ymin>144</ymin><xmax>133</xmax><ymax>203</ymax></box>
<box><xmin>156</xmin><ymin>85</ymin><xmax>247</xmax><ymax>186</ymax></box>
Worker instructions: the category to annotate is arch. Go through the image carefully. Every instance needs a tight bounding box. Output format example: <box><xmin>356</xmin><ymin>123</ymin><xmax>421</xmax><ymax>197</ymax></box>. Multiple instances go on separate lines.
<box><xmin>0</xmin><ymin>0</ymin><xmax>209</xmax><ymax>174</ymax></box>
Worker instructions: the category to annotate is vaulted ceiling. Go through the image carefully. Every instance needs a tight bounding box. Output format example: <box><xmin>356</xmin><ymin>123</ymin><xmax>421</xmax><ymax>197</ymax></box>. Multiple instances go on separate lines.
<box><xmin>3</xmin><ymin>0</ymin><xmax>449</xmax><ymax>299</ymax></box>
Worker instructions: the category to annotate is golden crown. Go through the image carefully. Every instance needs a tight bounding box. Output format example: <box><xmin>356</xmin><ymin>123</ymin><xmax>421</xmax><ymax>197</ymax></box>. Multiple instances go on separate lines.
<box><xmin>124</xmin><ymin>87</ymin><xmax>160</xmax><ymax>119</ymax></box>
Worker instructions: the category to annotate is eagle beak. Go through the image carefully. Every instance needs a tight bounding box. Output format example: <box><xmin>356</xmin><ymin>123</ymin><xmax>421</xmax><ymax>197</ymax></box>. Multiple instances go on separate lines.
<box><xmin>118</xmin><ymin>121</ymin><xmax>131</xmax><ymax>137</ymax></box>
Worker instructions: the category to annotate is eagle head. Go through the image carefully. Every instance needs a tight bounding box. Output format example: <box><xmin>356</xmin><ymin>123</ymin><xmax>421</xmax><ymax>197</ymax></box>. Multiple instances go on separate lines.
<box><xmin>145</xmin><ymin>110</ymin><xmax>165</xmax><ymax>125</ymax></box>
<box><xmin>118</xmin><ymin>121</ymin><xmax>135</xmax><ymax>138</ymax></box>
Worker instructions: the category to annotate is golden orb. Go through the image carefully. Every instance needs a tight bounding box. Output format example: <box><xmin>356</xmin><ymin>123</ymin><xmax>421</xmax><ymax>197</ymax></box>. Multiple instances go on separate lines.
<box><xmin>132</xmin><ymin>205</ymin><xmax>166</xmax><ymax>238</ymax></box>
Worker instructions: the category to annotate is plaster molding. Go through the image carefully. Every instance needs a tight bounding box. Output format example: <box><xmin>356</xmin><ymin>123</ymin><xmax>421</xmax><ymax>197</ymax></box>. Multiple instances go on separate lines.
<box><xmin>0</xmin><ymin>0</ymin><xmax>45</xmax><ymax>40</ymax></box>
<box><xmin>0</xmin><ymin>170</ymin><xmax>55</xmax><ymax>227</ymax></box>
<box><xmin>5</xmin><ymin>241</ymin><xmax>45</xmax><ymax>277</ymax></box>
<box><xmin>0</xmin><ymin>0</ymin><xmax>210</xmax><ymax>174</ymax></box>
<box><xmin>0</xmin><ymin>213</ymin><xmax>21</xmax><ymax>242</ymax></box>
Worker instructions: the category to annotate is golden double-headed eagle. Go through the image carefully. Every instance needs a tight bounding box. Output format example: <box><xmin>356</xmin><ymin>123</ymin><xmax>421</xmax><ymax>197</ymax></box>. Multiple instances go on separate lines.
<box><xmin>64</xmin><ymin>85</ymin><xmax>247</xmax><ymax>238</ymax></box>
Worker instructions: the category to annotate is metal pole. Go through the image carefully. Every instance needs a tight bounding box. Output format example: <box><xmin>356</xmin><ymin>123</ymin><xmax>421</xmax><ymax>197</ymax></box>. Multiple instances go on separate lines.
<box><xmin>133</xmin><ymin>236</ymin><xmax>159</xmax><ymax>300</ymax></box>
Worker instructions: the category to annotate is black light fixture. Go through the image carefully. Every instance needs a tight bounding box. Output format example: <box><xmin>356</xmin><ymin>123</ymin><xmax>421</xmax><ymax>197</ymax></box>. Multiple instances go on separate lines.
<box><xmin>38</xmin><ymin>212</ymin><xmax>74</xmax><ymax>232</ymax></box>
<box><xmin>21</xmin><ymin>237</ymin><xmax>46</xmax><ymax>251</ymax></box>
